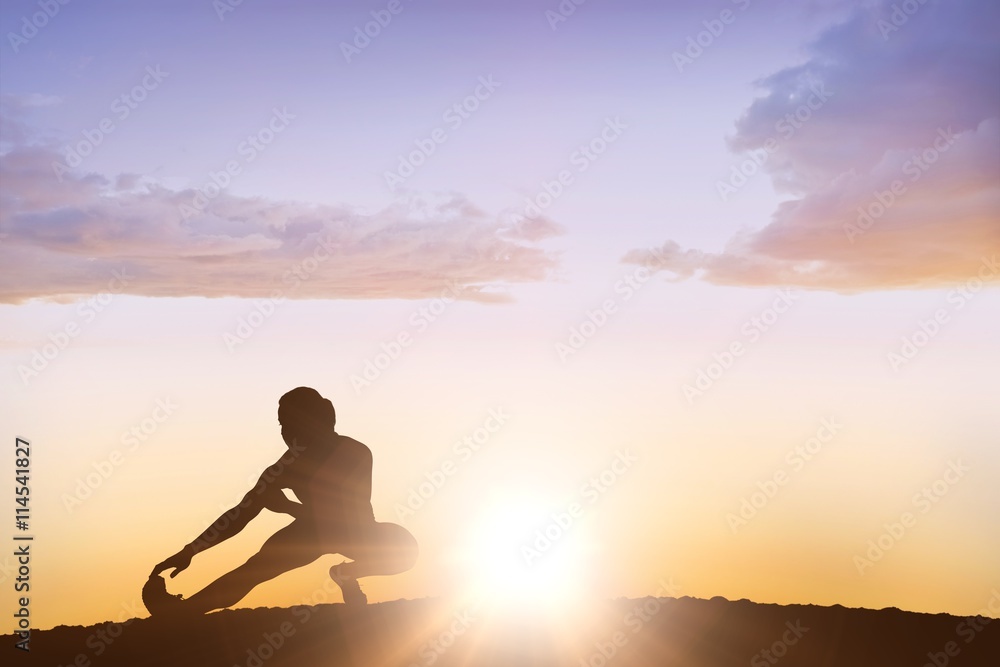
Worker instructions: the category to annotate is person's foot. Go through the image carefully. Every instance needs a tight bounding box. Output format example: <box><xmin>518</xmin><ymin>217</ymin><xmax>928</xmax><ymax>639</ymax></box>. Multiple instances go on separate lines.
<box><xmin>142</xmin><ymin>575</ymin><xmax>187</xmax><ymax>617</ymax></box>
<box><xmin>330</xmin><ymin>562</ymin><xmax>367</xmax><ymax>606</ymax></box>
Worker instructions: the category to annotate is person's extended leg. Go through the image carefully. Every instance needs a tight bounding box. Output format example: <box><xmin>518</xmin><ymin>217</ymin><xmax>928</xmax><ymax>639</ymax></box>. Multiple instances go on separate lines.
<box><xmin>185</xmin><ymin>521</ymin><xmax>322</xmax><ymax>615</ymax></box>
<box><xmin>335</xmin><ymin>522</ymin><xmax>418</xmax><ymax>580</ymax></box>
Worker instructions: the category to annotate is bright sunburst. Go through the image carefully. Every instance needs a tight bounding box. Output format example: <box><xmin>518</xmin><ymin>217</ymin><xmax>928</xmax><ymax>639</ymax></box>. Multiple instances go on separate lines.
<box><xmin>457</xmin><ymin>500</ymin><xmax>593</xmax><ymax>610</ymax></box>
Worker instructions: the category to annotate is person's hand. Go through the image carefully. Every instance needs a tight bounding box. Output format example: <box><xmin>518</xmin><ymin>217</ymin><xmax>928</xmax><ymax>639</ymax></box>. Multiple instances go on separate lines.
<box><xmin>265</xmin><ymin>490</ymin><xmax>304</xmax><ymax>518</ymax></box>
<box><xmin>150</xmin><ymin>546</ymin><xmax>194</xmax><ymax>578</ymax></box>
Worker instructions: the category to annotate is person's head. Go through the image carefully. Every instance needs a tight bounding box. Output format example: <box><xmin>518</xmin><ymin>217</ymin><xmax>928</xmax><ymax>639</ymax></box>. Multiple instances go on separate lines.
<box><xmin>278</xmin><ymin>387</ymin><xmax>336</xmax><ymax>448</ymax></box>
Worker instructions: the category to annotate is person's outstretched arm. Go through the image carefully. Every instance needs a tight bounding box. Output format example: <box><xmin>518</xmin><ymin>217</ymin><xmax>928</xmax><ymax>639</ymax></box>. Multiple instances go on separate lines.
<box><xmin>150</xmin><ymin>458</ymin><xmax>292</xmax><ymax>577</ymax></box>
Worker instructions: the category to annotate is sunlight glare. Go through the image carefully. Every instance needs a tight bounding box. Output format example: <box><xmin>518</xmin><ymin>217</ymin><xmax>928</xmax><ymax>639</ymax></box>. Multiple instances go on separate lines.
<box><xmin>458</xmin><ymin>500</ymin><xmax>592</xmax><ymax>610</ymax></box>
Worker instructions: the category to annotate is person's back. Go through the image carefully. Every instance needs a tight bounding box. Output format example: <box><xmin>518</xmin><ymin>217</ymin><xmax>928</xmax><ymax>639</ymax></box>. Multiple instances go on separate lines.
<box><xmin>292</xmin><ymin>434</ymin><xmax>376</xmax><ymax>540</ymax></box>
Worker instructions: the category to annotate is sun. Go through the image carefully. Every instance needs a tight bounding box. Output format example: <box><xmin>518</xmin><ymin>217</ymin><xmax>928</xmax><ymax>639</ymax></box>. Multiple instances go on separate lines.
<box><xmin>455</xmin><ymin>499</ymin><xmax>593</xmax><ymax>610</ymax></box>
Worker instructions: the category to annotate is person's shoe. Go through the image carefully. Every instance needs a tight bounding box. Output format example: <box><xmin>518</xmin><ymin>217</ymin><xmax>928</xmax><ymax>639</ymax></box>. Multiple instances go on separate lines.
<box><xmin>142</xmin><ymin>575</ymin><xmax>186</xmax><ymax>617</ymax></box>
<box><xmin>330</xmin><ymin>562</ymin><xmax>367</xmax><ymax>606</ymax></box>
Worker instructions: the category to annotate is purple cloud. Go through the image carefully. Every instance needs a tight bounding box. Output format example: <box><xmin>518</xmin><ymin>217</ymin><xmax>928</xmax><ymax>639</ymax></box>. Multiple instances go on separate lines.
<box><xmin>627</xmin><ymin>0</ymin><xmax>1000</xmax><ymax>291</ymax></box>
<box><xmin>0</xmin><ymin>102</ymin><xmax>562</xmax><ymax>304</ymax></box>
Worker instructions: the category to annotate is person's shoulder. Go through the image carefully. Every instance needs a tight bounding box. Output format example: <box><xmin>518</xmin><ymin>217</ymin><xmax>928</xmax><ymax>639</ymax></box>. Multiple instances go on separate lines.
<box><xmin>333</xmin><ymin>434</ymin><xmax>373</xmax><ymax>461</ymax></box>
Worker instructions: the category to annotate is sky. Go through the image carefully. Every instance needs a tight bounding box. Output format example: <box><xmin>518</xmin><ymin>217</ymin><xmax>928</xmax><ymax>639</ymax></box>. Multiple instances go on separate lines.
<box><xmin>1</xmin><ymin>0</ymin><xmax>998</xmax><ymax>631</ymax></box>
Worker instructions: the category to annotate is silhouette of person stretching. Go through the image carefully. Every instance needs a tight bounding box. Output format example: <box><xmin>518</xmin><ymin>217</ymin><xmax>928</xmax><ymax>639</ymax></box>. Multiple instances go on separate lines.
<box><xmin>149</xmin><ymin>387</ymin><xmax>418</xmax><ymax>613</ymax></box>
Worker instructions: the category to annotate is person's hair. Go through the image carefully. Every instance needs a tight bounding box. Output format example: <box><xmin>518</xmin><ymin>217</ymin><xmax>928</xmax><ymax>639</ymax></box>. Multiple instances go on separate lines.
<box><xmin>279</xmin><ymin>387</ymin><xmax>336</xmax><ymax>428</ymax></box>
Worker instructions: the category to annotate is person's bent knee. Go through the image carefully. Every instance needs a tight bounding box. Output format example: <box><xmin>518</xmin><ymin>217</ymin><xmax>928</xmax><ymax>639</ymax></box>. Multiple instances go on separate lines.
<box><xmin>378</xmin><ymin>522</ymin><xmax>418</xmax><ymax>574</ymax></box>
<box><xmin>397</xmin><ymin>527</ymin><xmax>418</xmax><ymax>572</ymax></box>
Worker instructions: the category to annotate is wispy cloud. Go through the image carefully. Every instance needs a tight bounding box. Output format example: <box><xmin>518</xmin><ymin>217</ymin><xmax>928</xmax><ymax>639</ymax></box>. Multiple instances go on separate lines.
<box><xmin>0</xmin><ymin>101</ymin><xmax>562</xmax><ymax>305</ymax></box>
<box><xmin>626</xmin><ymin>0</ymin><xmax>1000</xmax><ymax>291</ymax></box>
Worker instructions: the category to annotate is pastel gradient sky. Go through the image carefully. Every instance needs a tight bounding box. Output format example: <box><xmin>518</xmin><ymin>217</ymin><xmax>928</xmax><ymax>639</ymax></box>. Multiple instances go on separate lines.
<box><xmin>1</xmin><ymin>0</ymin><xmax>998</xmax><ymax>630</ymax></box>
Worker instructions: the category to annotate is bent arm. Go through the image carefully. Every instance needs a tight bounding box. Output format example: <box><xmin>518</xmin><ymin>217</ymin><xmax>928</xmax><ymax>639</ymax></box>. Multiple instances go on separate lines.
<box><xmin>262</xmin><ymin>488</ymin><xmax>304</xmax><ymax>518</ymax></box>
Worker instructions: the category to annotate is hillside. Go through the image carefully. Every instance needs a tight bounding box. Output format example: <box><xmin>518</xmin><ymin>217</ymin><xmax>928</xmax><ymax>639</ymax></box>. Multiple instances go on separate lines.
<box><xmin>5</xmin><ymin>596</ymin><xmax>998</xmax><ymax>666</ymax></box>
